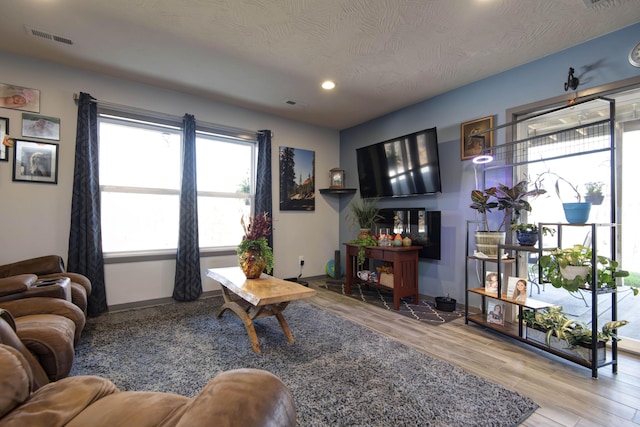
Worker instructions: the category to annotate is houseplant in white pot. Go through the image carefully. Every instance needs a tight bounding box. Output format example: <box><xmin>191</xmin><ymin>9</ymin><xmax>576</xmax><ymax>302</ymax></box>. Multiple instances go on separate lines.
<box><xmin>538</xmin><ymin>244</ymin><xmax>633</xmax><ymax>294</ymax></box>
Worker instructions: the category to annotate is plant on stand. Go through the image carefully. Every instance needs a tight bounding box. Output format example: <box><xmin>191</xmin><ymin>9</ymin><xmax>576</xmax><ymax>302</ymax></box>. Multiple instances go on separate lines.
<box><xmin>537</xmin><ymin>170</ymin><xmax>592</xmax><ymax>223</ymax></box>
<box><xmin>470</xmin><ymin>178</ymin><xmax>546</xmax><ymax>256</ymax></box>
<box><xmin>538</xmin><ymin>244</ymin><xmax>634</xmax><ymax>294</ymax></box>
<box><xmin>509</xmin><ymin>223</ymin><xmax>555</xmax><ymax>246</ymax></box>
<box><xmin>237</xmin><ymin>212</ymin><xmax>274</xmax><ymax>279</ymax></box>
<box><xmin>346</xmin><ymin>197</ymin><xmax>383</xmax><ymax>267</ymax></box>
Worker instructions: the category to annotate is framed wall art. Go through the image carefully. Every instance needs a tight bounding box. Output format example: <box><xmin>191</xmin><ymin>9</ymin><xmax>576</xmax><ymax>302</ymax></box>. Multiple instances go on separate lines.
<box><xmin>0</xmin><ymin>83</ymin><xmax>40</xmax><ymax>113</ymax></box>
<box><xmin>0</xmin><ymin>117</ymin><xmax>8</xmax><ymax>161</ymax></box>
<box><xmin>460</xmin><ymin>115</ymin><xmax>494</xmax><ymax>161</ymax></box>
<box><xmin>12</xmin><ymin>139</ymin><xmax>59</xmax><ymax>184</ymax></box>
<box><xmin>22</xmin><ymin>113</ymin><xmax>60</xmax><ymax>140</ymax></box>
<box><xmin>279</xmin><ymin>146</ymin><xmax>315</xmax><ymax>211</ymax></box>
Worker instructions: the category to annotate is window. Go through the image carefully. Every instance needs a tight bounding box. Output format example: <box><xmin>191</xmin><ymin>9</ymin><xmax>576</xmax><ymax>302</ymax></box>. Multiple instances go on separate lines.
<box><xmin>99</xmin><ymin>112</ymin><xmax>255</xmax><ymax>255</ymax></box>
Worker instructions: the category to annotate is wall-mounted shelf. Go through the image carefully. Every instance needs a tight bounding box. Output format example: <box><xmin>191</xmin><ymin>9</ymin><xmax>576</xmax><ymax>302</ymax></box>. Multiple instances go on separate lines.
<box><xmin>319</xmin><ymin>188</ymin><xmax>357</xmax><ymax>195</ymax></box>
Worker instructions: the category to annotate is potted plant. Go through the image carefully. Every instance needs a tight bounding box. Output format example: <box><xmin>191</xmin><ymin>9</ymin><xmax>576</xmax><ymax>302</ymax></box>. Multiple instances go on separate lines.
<box><xmin>538</xmin><ymin>244</ymin><xmax>633</xmax><ymax>294</ymax></box>
<box><xmin>537</xmin><ymin>171</ymin><xmax>591</xmax><ymax>223</ymax></box>
<box><xmin>509</xmin><ymin>223</ymin><xmax>555</xmax><ymax>246</ymax></box>
<box><xmin>584</xmin><ymin>181</ymin><xmax>605</xmax><ymax>205</ymax></box>
<box><xmin>237</xmin><ymin>212</ymin><xmax>274</xmax><ymax>278</ymax></box>
<box><xmin>345</xmin><ymin>198</ymin><xmax>382</xmax><ymax>268</ymax></box>
<box><xmin>346</xmin><ymin>197</ymin><xmax>383</xmax><ymax>239</ymax></box>
<box><xmin>470</xmin><ymin>178</ymin><xmax>546</xmax><ymax>256</ymax></box>
<box><xmin>521</xmin><ymin>306</ymin><xmax>629</xmax><ymax>362</ymax></box>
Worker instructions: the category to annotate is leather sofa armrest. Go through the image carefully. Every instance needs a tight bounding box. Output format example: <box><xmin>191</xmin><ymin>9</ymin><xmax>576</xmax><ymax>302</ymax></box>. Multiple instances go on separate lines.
<box><xmin>0</xmin><ymin>275</ymin><xmax>37</xmax><ymax>297</ymax></box>
<box><xmin>176</xmin><ymin>368</ymin><xmax>297</xmax><ymax>427</ymax></box>
<box><xmin>0</xmin><ymin>375</ymin><xmax>119</xmax><ymax>426</ymax></box>
<box><xmin>39</xmin><ymin>272</ymin><xmax>91</xmax><ymax>296</ymax></box>
<box><xmin>0</xmin><ymin>256</ymin><xmax>65</xmax><ymax>278</ymax></box>
<box><xmin>0</xmin><ymin>298</ymin><xmax>85</xmax><ymax>344</ymax></box>
<box><xmin>0</xmin><ymin>277</ymin><xmax>71</xmax><ymax>303</ymax></box>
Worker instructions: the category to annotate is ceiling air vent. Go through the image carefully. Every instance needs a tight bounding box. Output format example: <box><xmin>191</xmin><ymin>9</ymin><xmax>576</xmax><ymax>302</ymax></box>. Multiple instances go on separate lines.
<box><xmin>581</xmin><ymin>0</ymin><xmax>614</xmax><ymax>8</ymax></box>
<box><xmin>24</xmin><ymin>26</ymin><xmax>73</xmax><ymax>45</ymax></box>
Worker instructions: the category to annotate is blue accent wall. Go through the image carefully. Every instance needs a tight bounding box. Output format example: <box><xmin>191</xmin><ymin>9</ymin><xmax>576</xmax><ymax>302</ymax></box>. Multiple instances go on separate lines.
<box><xmin>339</xmin><ymin>22</ymin><xmax>640</xmax><ymax>301</ymax></box>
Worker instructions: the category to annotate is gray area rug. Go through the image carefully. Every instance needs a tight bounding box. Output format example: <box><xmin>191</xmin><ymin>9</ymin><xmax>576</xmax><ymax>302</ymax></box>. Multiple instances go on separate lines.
<box><xmin>71</xmin><ymin>297</ymin><xmax>538</xmax><ymax>426</ymax></box>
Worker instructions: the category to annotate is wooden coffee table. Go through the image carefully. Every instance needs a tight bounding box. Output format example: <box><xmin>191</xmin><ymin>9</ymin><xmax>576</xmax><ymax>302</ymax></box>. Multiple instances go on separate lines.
<box><xmin>205</xmin><ymin>267</ymin><xmax>316</xmax><ymax>353</ymax></box>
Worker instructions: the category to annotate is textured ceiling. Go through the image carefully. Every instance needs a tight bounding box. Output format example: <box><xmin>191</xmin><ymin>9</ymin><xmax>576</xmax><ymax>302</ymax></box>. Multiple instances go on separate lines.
<box><xmin>0</xmin><ymin>0</ymin><xmax>639</xmax><ymax>129</ymax></box>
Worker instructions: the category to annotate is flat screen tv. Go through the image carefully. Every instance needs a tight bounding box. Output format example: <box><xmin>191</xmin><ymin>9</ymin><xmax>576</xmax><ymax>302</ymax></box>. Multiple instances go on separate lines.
<box><xmin>356</xmin><ymin>127</ymin><xmax>441</xmax><ymax>198</ymax></box>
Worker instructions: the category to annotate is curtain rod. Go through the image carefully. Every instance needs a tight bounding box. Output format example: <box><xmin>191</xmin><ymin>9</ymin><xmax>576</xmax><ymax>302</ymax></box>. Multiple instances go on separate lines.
<box><xmin>72</xmin><ymin>93</ymin><xmax>269</xmax><ymax>136</ymax></box>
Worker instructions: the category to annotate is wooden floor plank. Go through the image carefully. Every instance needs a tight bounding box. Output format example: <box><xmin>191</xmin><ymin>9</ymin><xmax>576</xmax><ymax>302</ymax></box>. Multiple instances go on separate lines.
<box><xmin>306</xmin><ymin>280</ymin><xmax>640</xmax><ymax>426</ymax></box>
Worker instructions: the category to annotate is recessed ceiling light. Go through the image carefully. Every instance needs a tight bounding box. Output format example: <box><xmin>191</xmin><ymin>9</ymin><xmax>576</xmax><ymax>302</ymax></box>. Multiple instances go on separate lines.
<box><xmin>321</xmin><ymin>80</ymin><xmax>336</xmax><ymax>90</ymax></box>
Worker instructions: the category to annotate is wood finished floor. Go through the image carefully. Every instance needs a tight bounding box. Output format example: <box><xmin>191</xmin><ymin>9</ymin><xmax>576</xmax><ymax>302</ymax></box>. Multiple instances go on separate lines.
<box><xmin>305</xmin><ymin>280</ymin><xmax>640</xmax><ymax>426</ymax></box>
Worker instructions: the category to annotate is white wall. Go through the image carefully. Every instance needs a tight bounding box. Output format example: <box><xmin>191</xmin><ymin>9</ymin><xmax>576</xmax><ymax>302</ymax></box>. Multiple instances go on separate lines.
<box><xmin>0</xmin><ymin>52</ymin><xmax>340</xmax><ymax>306</ymax></box>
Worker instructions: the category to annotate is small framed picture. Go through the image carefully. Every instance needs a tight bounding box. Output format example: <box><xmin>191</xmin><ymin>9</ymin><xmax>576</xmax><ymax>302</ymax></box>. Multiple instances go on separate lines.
<box><xmin>330</xmin><ymin>168</ymin><xmax>345</xmax><ymax>189</ymax></box>
<box><xmin>506</xmin><ymin>276</ymin><xmax>528</xmax><ymax>302</ymax></box>
<box><xmin>460</xmin><ymin>115</ymin><xmax>494</xmax><ymax>161</ymax></box>
<box><xmin>22</xmin><ymin>113</ymin><xmax>60</xmax><ymax>141</ymax></box>
<box><xmin>487</xmin><ymin>300</ymin><xmax>505</xmax><ymax>326</ymax></box>
<box><xmin>0</xmin><ymin>83</ymin><xmax>40</xmax><ymax>113</ymax></box>
<box><xmin>484</xmin><ymin>271</ymin><xmax>501</xmax><ymax>294</ymax></box>
<box><xmin>0</xmin><ymin>117</ymin><xmax>8</xmax><ymax>161</ymax></box>
<box><xmin>12</xmin><ymin>139</ymin><xmax>59</xmax><ymax>184</ymax></box>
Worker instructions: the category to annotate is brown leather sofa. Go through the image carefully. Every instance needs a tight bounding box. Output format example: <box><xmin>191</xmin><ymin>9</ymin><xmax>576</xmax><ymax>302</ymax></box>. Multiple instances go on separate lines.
<box><xmin>0</xmin><ymin>310</ymin><xmax>298</xmax><ymax>427</ymax></box>
<box><xmin>0</xmin><ymin>255</ymin><xmax>92</xmax><ymax>315</ymax></box>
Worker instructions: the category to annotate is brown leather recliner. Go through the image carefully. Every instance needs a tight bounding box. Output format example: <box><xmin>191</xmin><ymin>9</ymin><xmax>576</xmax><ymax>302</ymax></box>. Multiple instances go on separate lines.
<box><xmin>0</xmin><ymin>299</ymin><xmax>80</xmax><ymax>382</ymax></box>
<box><xmin>0</xmin><ymin>311</ymin><xmax>298</xmax><ymax>427</ymax></box>
<box><xmin>0</xmin><ymin>255</ymin><xmax>92</xmax><ymax>315</ymax></box>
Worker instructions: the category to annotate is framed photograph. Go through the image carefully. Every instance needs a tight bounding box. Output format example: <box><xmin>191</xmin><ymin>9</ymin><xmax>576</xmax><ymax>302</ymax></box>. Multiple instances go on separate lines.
<box><xmin>0</xmin><ymin>83</ymin><xmax>40</xmax><ymax>113</ymax></box>
<box><xmin>22</xmin><ymin>113</ymin><xmax>60</xmax><ymax>140</ymax></box>
<box><xmin>279</xmin><ymin>146</ymin><xmax>315</xmax><ymax>211</ymax></box>
<box><xmin>487</xmin><ymin>300</ymin><xmax>505</xmax><ymax>326</ymax></box>
<box><xmin>506</xmin><ymin>276</ymin><xmax>528</xmax><ymax>302</ymax></box>
<box><xmin>460</xmin><ymin>115</ymin><xmax>494</xmax><ymax>160</ymax></box>
<box><xmin>0</xmin><ymin>117</ymin><xmax>8</xmax><ymax>161</ymax></box>
<box><xmin>484</xmin><ymin>271</ymin><xmax>501</xmax><ymax>294</ymax></box>
<box><xmin>12</xmin><ymin>139</ymin><xmax>58</xmax><ymax>184</ymax></box>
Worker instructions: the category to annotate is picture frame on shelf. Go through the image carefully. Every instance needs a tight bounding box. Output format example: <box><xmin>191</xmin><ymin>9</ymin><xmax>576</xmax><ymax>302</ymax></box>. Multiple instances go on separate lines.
<box><xmin>0</xmin><ymin>117</ymin><xmax>8</xmax><ymax>161</ymax></box>
<box><xmin>487</xmin><ymin>300</ymin><xmax>505</xmax><ymax>326</ymax></box>
<box><xmin>329</xmin><ymin>167</ymin><xmax>345</xmax><ymax>189</ymax></box>
<box><xmin>12</xmin><ymin>139</ymin><xmax>59</xmax><ymax>184</ymax></box>
<box><xmin>484</xmin><ymin>271</ymin><xmax>501</xmax><ymax>294</ymax></box>
<box><xmin>506</xmin><ymin>276</ymin><xmax>528</xmax><ymax>302</ymax></box>
<box><xmin>22</xmin><ymin>113</ymin><xmax>60</xmax><ymax>141</ymax></box>
<box><xmin>460</xmin><ymin>115</ymin><xmax>494</xmax><ymax>161</ymax></box>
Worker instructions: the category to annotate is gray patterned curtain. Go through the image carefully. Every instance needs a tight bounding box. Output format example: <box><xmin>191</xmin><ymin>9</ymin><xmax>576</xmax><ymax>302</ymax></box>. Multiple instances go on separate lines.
<box><xmin>173</xmin><ymin>113</ymin><xmax>202</xmax><ymax>301</ymax></box>
<box><xmin>68</xmin><ymin>92</ymin><xmax>107</xmax><ymax>316</ymax></box>
<box><xmin>255</xmin><ymin>130</ymin><xmax>272</xmax><ymax>248</ymax></box>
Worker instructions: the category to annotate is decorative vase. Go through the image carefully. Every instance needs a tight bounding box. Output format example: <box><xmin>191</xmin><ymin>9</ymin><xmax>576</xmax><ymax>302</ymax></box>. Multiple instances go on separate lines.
<box><xmin>516</xmin><ymin>230</ymin><xmax>538</xmax><ymax>246</ymax></box>
<box><xmin>239</xmin><ymin>249</ymin><xmax>267</xmax><ymax>279</ymax></box>
<box><xmin>474</xmin><ymin>231</ymin><xmax>506</xmax><ymax>258</ymax></box>
<box><xmin>562</xmin><ymin>202</ymin><xmax>591</xmax><ymax>224</ymax></box>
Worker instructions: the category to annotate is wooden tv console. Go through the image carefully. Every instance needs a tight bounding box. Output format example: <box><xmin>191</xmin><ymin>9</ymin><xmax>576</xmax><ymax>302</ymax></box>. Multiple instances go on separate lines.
<box><xmin>344</xmin><ymin>243</ymin><xmax>420</xmax><ymax>310</ymax></box>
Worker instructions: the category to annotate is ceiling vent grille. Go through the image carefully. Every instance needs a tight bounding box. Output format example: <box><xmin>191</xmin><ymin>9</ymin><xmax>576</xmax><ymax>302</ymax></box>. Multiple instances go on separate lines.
<box><xmin>25</xmin><ymin>26</ymin><xmax>73</xmax><ymax>45</ymax></box>
<box><xmin>581</xmin><ymin>0</ymin><xmax>614</xmax><ymax>8</ymax></box>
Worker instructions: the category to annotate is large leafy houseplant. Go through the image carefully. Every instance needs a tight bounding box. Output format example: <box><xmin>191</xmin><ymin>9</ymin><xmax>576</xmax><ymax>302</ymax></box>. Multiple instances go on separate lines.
<box><xmin>538</xmin><ymin>244</ymin><xmax>633</xmax><ymax>294</ymax></box>
<box><xmin>237</xmin><ymin>212</ymin><xmax>274</xmax><ymax>276</ymax></box>
<box><xmin>470</xmin><ymin>178</ymin><xmax>546</xmax><ymax>232</ymax></box>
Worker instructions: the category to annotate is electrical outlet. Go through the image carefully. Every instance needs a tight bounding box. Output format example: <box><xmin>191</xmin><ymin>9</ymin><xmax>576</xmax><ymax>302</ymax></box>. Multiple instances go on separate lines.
<box><xmin>298</xmin><ymin>256</ymin><xmax>304</xmax><ymax>265</ymax></box>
